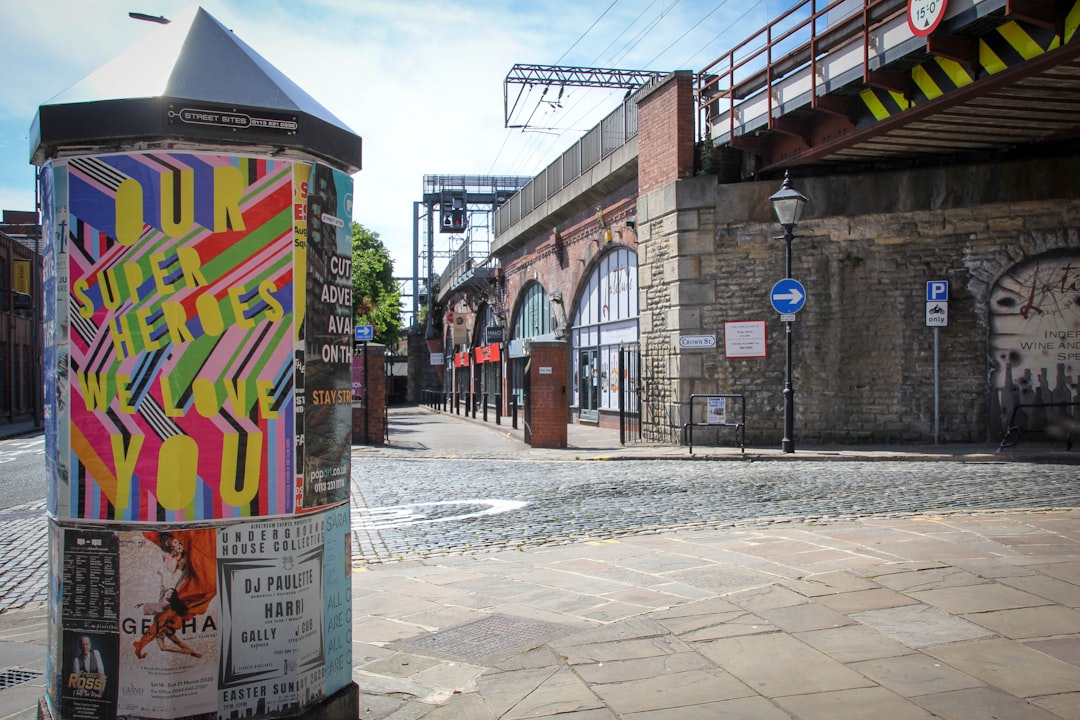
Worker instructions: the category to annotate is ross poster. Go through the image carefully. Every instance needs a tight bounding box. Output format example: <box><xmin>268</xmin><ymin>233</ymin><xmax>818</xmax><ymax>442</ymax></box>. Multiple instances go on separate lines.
<box><xmin>63</xmin><ymin>152</ymin><xmax>296</xmax><ymax>522</ymax></box>
<box><xmin>299</xmin><ymin>164</ymin><xmax>353</xmax><ymax>511</ymax></box>
<box><xmin>118</xmin><ymin>528</ymin><xmax>219</xmax><ymax>718</ymax></box>
<box><xmin>60</xmin><ymin>528</ymin><xmax>120</xmax><ymax>720</ymax></box>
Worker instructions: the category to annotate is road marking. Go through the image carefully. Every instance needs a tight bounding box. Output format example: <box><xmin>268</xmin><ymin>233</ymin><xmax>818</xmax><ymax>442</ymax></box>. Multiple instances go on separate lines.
<box><xmin>352</xmin><ymin>499</ymin><xmax>527</xmax><ymax>530</ymax></box>
<box><xmin>0</xmin><ymin>438</ymin><xmax>45</xmax><ymax>464</ymax></box>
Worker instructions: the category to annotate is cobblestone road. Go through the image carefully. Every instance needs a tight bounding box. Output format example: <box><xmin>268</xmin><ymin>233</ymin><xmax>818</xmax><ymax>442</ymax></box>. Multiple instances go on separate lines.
<box><xmin>348</xmin><ymin>457</ymin><xmax>1080</xmax><ymax>564</ymax></box>
<box><xmin>4</xmin><ymin>458</ymin><xmax>1079</xmax><ymax>612</ymax></box>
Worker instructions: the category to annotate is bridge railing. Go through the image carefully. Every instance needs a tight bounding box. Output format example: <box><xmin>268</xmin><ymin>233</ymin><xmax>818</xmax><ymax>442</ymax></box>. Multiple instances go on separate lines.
<box><xmin>494</xmin><ymin>96</ymin><xmax>640</xmax><ymax>237</ymax></box>
<box><xmin>698</xmin><ymin>0</ymin><xmax>910</xmax><ymax>144</ymax></box>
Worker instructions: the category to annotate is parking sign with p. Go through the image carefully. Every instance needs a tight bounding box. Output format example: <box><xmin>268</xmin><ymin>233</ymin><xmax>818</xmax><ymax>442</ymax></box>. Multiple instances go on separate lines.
<box><xmin>926</xmin><ymin>281</ymin><xmax>949</xmax><ymax>327</ymax></box>
<box><xmin>927</xmin><ymin>281</ymin><xmax>949</xmax><ymax>302</ymax></box>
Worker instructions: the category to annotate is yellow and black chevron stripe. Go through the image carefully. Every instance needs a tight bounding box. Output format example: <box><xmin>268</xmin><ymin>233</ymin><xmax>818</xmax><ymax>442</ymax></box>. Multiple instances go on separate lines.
<box><xmin>859</xmin><ymin>0</ymin><xmax>1080</xmax><ymax>122</ymax></box>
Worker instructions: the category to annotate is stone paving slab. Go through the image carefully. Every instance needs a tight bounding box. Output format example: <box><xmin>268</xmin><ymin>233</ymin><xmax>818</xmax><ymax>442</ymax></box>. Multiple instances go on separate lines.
<box><xmin>346</xmin><ymin>510</ymin><xmax>1080</xmax><ymax>718</ymax></box>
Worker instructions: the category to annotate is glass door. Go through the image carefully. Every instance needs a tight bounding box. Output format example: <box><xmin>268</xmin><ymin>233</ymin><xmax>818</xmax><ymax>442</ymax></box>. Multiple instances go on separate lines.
<box><xmin>578</xmin><ymin>347</ymin><xmax>599</xmax><ymax>421</ymax></box>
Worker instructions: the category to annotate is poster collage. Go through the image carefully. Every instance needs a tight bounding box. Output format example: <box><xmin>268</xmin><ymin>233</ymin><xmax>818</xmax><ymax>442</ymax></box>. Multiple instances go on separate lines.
<box><xmin>41</xmin><ymin>151</ymin><xmax>356</xmax><ymax>719</ymax></box>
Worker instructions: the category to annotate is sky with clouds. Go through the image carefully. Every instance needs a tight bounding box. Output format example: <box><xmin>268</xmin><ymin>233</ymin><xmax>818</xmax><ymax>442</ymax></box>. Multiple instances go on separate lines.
<box><xmin>0</xmin><ymin>0</ymin><xmax>777</xmax><ymax>300</ymax></box>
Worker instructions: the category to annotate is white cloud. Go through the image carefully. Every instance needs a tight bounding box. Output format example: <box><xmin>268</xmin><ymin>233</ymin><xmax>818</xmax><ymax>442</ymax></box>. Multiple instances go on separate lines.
<box><xmin>0</xmin><ymin>0</ymin><xmax>763</xmax><ymax>292</ymax></box>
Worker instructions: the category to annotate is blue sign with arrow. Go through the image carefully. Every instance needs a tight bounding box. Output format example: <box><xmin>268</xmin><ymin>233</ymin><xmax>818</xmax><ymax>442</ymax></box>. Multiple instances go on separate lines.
<box><xmin>354</xmin><ymin>324</ymin><xmax>374</xmax><ymax>342</ymax></box>
<box><xmin>770</xmin><ymin>278</ymin><xmax>806</xmax><ymax>314</ymax></box>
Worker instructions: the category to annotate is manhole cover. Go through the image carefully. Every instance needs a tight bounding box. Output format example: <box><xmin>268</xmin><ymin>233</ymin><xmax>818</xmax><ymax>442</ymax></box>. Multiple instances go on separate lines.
<box><xmin>0</xmin><ymin>668</ymin><xmax>43</xmax><ymax>690</ymax></box>
<box><xmin>402</xmin><ymin>614</ymin><xmax>569</xmax><ymax>662</ymax></box>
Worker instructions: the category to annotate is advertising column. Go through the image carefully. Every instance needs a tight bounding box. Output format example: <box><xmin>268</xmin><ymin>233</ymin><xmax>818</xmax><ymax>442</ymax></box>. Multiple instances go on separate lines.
<box><xmin>40</xmin><ymin>152</ymin><xmax>354</xmax><ymax>720</ymax></box>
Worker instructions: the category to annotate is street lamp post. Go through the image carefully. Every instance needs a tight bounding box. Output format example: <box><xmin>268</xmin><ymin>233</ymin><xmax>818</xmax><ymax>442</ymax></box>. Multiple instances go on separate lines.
<box><xmin>769</xmin><ymin>172</ymin><xmax>809</xmax><ymax>454</ymax></box>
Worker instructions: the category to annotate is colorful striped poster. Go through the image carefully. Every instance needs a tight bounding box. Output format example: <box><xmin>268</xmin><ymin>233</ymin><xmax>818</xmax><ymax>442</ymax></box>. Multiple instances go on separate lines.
<box><xmin>64</xmin><ymin>152</ymin><xmax>298</xmax><ymax>522</ymax></box>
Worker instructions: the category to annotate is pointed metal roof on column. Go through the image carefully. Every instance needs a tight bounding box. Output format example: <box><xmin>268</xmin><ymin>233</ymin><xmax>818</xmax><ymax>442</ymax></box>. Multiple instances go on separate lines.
<box><xmin>30</xmin><ymin>5</ymin><xmax>361</xmax><ymax>173</ymax></box>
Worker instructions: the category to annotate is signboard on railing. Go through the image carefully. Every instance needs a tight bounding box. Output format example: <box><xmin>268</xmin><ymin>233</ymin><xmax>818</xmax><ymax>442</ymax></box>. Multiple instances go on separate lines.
<box><xmin>474</xmin><ymin>343</ymin><xmax>501</xmax><ymax>364</ymax></box>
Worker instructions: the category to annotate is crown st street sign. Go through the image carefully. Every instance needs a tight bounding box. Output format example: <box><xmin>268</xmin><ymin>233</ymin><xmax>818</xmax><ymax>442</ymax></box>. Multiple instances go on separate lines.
<box><xmin>679</xmin><ymin>335</ymin><xmax>716</xmax><ymax>349</ymax></box>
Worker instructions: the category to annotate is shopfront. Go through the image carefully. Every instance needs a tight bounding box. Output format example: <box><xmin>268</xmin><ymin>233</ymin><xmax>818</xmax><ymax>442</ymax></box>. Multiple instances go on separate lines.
<box><xmin>570</xmin><ymin>247</ymin><xmax>638</xmax><ymax>424</ymax></box>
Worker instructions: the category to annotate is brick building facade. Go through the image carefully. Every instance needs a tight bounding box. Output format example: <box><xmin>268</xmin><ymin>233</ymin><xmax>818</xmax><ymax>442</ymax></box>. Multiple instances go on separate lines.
<box><xmin>440</xmin><ymin>70</ymin><xmax>1080</xmax><ymax>448</ymax></box>
<box><xmin>0</xmin><ymin>218</ymin><xmax>43</xmax><ymax>437</ymax></box>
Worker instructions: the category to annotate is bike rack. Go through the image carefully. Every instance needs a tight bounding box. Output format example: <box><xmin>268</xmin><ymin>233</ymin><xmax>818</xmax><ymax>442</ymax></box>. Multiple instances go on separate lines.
<box><xmin>997</xmin><ymin>402</ymin><xmax>1079</xmax><ymax>452</ymax></box>
<box><xmin>683</xmin><ymin>394</ymin><xmax>746</xmax><ymax>454</ymax></box>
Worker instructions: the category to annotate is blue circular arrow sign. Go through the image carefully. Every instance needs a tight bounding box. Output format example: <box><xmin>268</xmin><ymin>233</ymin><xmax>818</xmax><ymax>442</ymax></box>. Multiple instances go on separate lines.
<box><xmin>770</xmin><ymin>278</ymin><xmax>807</xmax><ymax>314</ymax></box>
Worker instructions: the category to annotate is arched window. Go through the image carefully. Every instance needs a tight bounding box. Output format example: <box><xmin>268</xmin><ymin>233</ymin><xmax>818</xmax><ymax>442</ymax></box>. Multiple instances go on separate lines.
<box><xmin>570</xmin><ymin>247</ymin><xmax>638</xmax><ymax>420</ymax></box>
<box><xmin>508</xmin><ymin>283</ymin><xmax>554</xmax><ymax>406</ymax></box>
<box><xmin>475</xmin><ymin>305</ymin><xmax>502</xmax><ymax>406</ymax></box>
<box><xmin>513</xmin><ymin>283</ymin><xmax>554</xmax><ymax>339</ymax></box>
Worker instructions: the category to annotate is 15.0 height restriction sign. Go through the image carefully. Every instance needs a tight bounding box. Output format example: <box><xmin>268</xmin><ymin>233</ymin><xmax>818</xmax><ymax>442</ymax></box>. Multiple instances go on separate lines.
<box><xmin>908</xmin><ymin>0</ymin><xmax>947</xmax><ymax>36</ymax></box>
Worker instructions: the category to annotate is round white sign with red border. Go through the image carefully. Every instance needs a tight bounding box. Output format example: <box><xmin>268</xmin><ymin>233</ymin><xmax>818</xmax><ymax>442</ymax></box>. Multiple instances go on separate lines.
<box><xmin>908</xmin><ymin>0</ymin><xmax>948</xmax><ymax>36</ymax></box>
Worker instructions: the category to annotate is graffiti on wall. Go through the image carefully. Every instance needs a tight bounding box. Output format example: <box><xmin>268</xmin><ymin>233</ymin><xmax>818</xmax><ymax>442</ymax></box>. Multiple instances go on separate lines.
<box><xmin>989</xmin><ymin>250</ymin><xmax>1080</xmax><ymax>438</ymax></box>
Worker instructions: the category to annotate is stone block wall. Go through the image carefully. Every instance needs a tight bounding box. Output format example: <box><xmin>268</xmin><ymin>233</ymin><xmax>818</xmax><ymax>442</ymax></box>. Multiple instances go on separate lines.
<box><xmin>638</xmin><ymin>155</ymin><xmax>1080</xmax><ymax>447</ymax></box>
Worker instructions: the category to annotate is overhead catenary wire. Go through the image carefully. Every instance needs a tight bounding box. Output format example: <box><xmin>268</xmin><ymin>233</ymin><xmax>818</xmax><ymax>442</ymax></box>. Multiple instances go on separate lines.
<box><xmin>553</xmin><ymin>0</ymin><xmax>621</xmax><ymax>65</ymax></box>
<box><xmin>492</xmin><ymin>0</ymin><xmax>754</xmax><ymax>177</ymax></box>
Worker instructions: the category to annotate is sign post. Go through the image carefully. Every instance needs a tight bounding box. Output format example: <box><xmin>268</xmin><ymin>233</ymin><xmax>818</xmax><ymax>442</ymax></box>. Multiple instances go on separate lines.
<box><xmin>355</xmin><ymin>325</ymin><xmax>374</xmax><ymax>440</ymax></box>
<box><xmin>770</xmin><ymin>277</ymin><xmax>806</xmax><ymax>453</ymax></box>
<box><xmin>926</xmin><ymin>281</ymin><xmax>949</xmax><ymax>443</ymax></box>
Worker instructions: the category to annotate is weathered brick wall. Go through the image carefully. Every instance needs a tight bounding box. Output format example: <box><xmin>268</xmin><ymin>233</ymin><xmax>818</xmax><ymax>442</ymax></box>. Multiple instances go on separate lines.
<box><xmin>352</xmin><ymin>342</ymin><xmax>386</xmax><ymax>445</ymax></box>
<box><xmin>636</xmin><ymin>71</ymin><xmax>695</xmax><ymax>197</ymax></box>
<box><xmin>527</xmin><ymin>341</ymin><xmax>569</xmax><ymax>448</ymax></box>
<box><xmin>501</xmin><ymin>186</ymin><xmax>638</xmax><ymax>333</ymax></box>
<box><xmin>639</xmin><ymin>156</ymin><xmax>1080</xmax><ymax>447</ymax></box>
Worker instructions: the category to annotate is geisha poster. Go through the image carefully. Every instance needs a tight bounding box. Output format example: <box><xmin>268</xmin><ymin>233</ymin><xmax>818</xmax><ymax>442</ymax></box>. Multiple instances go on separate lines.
<box><xmin>117</xmin><ymin>528</ymin><xmax>219</xmax><ymax>718</ymax></box>
<box><xmin>61</xmin><ymin>151</ymin><xmax>296</xmax><ymax>522</ymax></box>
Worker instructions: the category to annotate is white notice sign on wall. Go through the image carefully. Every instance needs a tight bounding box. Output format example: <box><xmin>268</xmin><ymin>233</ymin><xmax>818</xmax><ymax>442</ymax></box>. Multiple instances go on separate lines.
<box><xmin>724</xmin><ymin>320</ymin><xmax>767</xmax><ymax>358</ymax></box>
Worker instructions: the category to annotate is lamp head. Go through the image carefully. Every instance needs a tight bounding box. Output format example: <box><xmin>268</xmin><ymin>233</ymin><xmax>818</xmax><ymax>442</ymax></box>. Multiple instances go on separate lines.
<box><xmin>769</xmin><ymin>171</ymin><xmax>809</xmax><ymax>230</ymax></box>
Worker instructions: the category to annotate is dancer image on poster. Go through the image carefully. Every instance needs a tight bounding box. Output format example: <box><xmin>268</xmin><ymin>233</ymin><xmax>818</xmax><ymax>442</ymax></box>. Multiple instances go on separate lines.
<box><xmin>132</xmin><ymin>530</ymin><xmax>216</xmax><ymax>660</ymax></box>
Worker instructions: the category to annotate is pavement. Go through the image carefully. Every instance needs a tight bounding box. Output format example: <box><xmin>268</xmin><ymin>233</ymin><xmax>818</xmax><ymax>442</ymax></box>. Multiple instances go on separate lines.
<box><xmin>0</xmin><ymin>421</ymin><xmax>41</xmax><ymax>443</ymax></box>
<box><xmin>2</xmin><ymin>406</ymin><xmax>1079</xmax><ymax>719</ymax></box>
<box><xmin>358</xmin><ymin>404</ymin><xmax>1080</xmax><ymax>464</ymax></box>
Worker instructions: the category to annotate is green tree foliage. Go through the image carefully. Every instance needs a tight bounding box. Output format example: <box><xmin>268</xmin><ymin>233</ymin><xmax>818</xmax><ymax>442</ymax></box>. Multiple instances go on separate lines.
<box><xmin>351</xmin><ymin>222</ymin><xmax>402</xmax><ymax>346</ymax></box>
